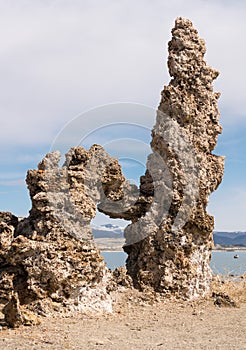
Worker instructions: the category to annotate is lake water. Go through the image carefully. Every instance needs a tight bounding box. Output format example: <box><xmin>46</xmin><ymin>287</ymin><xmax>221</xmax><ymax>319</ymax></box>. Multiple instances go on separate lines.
<box><xmin>101</xmin><ymin>250</ymin><xmax>246</xmax><ymax>276</ymax></box>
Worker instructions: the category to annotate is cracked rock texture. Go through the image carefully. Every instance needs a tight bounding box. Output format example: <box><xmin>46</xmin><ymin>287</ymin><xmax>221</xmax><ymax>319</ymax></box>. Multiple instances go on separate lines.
<box><xmin>0</xmin><ymin>145</ymin><xmax>130</xmax><ymax>327</ymax></box>
<box><xmin>0</xmin><ymin>17</ymin><xmax>224</xmax><ymax>327</ymax></box>
<box><xmin>124</xmin><ymin>17</ymin><xmax>224</xmax><ymax>299</ymax></box>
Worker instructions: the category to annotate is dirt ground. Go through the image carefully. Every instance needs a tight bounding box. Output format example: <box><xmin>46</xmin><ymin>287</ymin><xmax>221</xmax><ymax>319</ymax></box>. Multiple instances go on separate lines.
<box><xmin>0</xmin><ymin>287</ymin><xmax>245</xmax><ymax>350</ymax></box>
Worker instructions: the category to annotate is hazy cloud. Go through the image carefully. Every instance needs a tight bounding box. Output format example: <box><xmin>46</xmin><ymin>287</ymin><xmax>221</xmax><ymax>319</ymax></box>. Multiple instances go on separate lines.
<box><xmin>0</xmin><ymin>0</ymin><xmax>245</xmax><ymax>228</ymax></box>
<box><xmin>0</xmin><ymin>179</ymin><xmax>25</xmax><ymax>186</ymax></box>
<box><xmin>0</xmin><ymin>0</ymin><xmax>245</xmax><ymax>147</ymax></box>
<box><xmin>209</xmin><ymin>186</ymin><xmax>246</xmax><ymax>231</ymax></box>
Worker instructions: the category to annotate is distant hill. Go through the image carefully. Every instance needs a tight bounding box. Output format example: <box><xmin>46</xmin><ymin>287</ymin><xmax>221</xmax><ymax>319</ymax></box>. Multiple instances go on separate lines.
<box><xmin>92</xmin><ymin>224</ymin><xmax>124</xmax><ymax>239</ymax></box>
<box><xmin>213</xmin><ymin>231</ymin><xmax>246</xmax><ymax>247</ymax></box>
<box><xmin>92</xmin><ymin>225</ymin><xmax>246</xmax><ymax>247</ymax></box>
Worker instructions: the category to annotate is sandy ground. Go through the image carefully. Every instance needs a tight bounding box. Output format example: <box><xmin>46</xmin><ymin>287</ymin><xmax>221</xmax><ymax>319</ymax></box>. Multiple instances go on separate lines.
<box><xmin>0</xmin><ymin>288</ymin><xmax>245</xmax><ymax>350</ymax></box>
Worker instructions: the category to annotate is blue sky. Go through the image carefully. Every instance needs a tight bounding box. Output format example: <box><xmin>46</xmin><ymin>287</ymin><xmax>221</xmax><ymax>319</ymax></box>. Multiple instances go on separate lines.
<box><xmin>0</xmin><ymin>0</ymin><xmax>245</xmax><ymax>231</ymax></box>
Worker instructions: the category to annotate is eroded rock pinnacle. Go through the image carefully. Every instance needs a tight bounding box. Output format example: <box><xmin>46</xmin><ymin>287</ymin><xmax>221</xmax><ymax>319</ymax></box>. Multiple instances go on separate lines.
<box><xmin>0</xmin><ymin>17</ymin><xmax>225</xmax><ymax>326</ymax></box>
<box><xmin>124</xmin><ymin>17</ymin><xmax>224</xmax><ymax>299</ymax></box>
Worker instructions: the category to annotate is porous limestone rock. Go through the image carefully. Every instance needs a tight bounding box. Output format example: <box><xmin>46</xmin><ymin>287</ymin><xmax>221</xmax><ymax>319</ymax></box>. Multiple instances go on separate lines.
<box><xmin>0</xmin><ymin>212</ymin><xmax>19</xmax><ymax>305</ymax></box>
<box><xmin>0</xmin><ymin>17</ymin><xmax>225</xmax><ymax>327</ymax></box>
<box><xmin>124</xmin><ymin>17</ymin><xmax>224</xmax><ymax>299</ymax></box>
<box><xmin>2</xmin><ymin>292</ymin><xmax>41</xmax><ymax>327</ymax></box>
<box><xmin>0</xmin><ymin>145</ymin><xmax>130</xmax><ymax>327</ymax></box>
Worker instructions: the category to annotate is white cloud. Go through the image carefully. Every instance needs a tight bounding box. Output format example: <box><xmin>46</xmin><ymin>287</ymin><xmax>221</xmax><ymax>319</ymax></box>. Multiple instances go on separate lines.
<box><xmin>0</xmin><ymin>179</ymin><xmax>25</xmax><ymax>186</ymax></box>
<box><xmin>0</xmin><ymin>0</ymin><xmax>245</xmax><ymax>147</ymax></box>
<box><xmin>0</xmin><ymin>172</ymin><xmax>24</xmax><ymax>180</ymax></box>
<box><xmin>103</xmin><ymin>139</ymin><xmax>151</xmax><ymax>162</ymax></box>
<box><xmin>0</xmin><ymin>0</ymin><xmax>245</xmax><ymax>230</ymax></box>
<box><xmin>118</xmin><ymin>159</ymin><xmax>146</xmax><ymax>169</ymax></box>
<box><xmin>92</xmin><ymin>210</ymin><xmax>130</xmax><ymax>227</ymax></box>
<box><xmin>16</xmin><ymin>153</ymin><xmax>45</xmax><ymax>164</ymax></box>
<box><xmin>208</xmin><ymin>185</ymin><xmax>246</xmax><ymax>231</ymax></box>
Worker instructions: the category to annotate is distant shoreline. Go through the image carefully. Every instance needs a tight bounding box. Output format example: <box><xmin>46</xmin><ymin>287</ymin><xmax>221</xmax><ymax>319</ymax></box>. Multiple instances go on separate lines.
<box><xmin>95</xmin><ymin>237</ymin><xmax>246</xmax><ymax>252</ymax></box>
<box><xmin>213</xmin><ymin>246</ymin><xmax>246</xmax><ymax>252</ymax></box>
<box><xmin>101</xmin><ymin>250</ymin><xmax>124</xmax><ymax>253</ymax></box>
<box><xmin>100</xmin><ymin>247</ymin><xmax>246</xmax><ymax>252</ymax></box>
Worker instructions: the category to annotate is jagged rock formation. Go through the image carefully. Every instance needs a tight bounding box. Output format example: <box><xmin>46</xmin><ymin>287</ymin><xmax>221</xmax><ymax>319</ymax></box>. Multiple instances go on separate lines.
<box><xmin>124</xmin><ymin>17</ymin><xmax>224</xmax><ymax>299</ymax></box>
<box><xmin>0</xmin><ymin>145</ymin><xmax>132</xmax><ymax>327</ymax></box>
<box><xmin>0</xmin><ymin>17</ymin><xmax>224</xmax><ymax>327</ymax></box>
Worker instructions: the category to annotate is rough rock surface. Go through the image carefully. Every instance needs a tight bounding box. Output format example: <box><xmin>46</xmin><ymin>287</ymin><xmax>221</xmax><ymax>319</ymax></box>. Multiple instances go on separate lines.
<box><xmin>0</xmin><ymin>17</ymin><xmax>224</xmax><ymax>327</ymax></box>
<box><xmin>124</xmin><ymin>17</ymin><xmax>224</xmax><ymax>299</ymax></box>
<box><xmin>0</xmin><ymin>212</ymin><xmax>19</xmax><ymax>305</ymax></box>
<box><xmin>0</xmin><ymin>145</ymin><xmax>131</xmax><ymax>327</ymax></box>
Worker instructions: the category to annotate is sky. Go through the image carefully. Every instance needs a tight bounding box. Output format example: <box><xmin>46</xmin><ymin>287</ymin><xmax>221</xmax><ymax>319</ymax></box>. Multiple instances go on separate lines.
<box><xmin>0</xmin><ymin>0</ymin><xmax>245</xmax><ymax>231</ymax></box>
